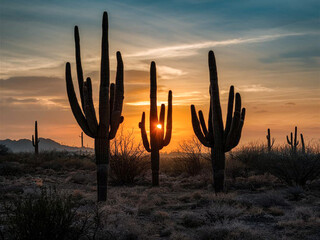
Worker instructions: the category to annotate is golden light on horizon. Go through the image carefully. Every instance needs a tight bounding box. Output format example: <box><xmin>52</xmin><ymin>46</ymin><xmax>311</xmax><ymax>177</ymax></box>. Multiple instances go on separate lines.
<box><xmin>157</xmin><ymin>124</ymin><xmax>162</xmax><ymax>129</ymax></box>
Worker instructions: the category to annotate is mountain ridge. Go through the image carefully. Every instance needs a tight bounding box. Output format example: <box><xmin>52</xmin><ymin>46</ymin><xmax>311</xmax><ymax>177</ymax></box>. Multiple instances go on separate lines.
<box><xmin>0</xmin><ymin>138</ymin><xmax>93</xmax><ymax>153</ymax></box>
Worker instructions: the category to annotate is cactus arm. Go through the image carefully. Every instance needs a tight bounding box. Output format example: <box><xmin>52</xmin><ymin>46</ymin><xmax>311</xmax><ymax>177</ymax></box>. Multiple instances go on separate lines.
<box><xmin>209</xmin><ymin>51</ymin><xmax>224</xmax><ymax>146</ymax></box>
<box><xmin>74</xmin><ymin>26</ymin><xmax>85</xmax><ymax>110</ymax></box>
<box><xmin>99</xmin><ymin>12</ymin><xmax>110</xmax><ymax>136</ymax></box>
<box><xmin>224</xmin><ymin>85</ymin><xmax>234</xmax><ymax>141</ymax></box>
<box><xmin>198</xmin><ymin>110</ymin><xmax>208</xmax><ymax>136</ymax></box>
<box><xmin>32</xmin><ymin>135</ymin><xmax>35</xmax><ymax>146</ymax></box>
<box><xmin>163</xmin><ymin>90</ymin><xmax>172</xmax><ymax>147</ymax></box>
<box><xmin>109</xmin><ymin>53</ymin><xmax>125</xmax><ymax>139</ymax></box>
<box><xmin>300</xmin><ymin>133</ymin><xmax>305</xmax><ymax>153</ymax></box>
<box><xmin>83</xmin><ymin>78</ymin><xmax>98</xmax><ymax>135</ymax></box>
<box><xmin>65</xmin><ymin>63</ymin><xmax>94</xmax><ymax>137</ymax></box>
<box><xmin>191</xmin><ymin>105</ymin><xmax>211</xmax><ymax>147</ymax></box>
<box><xmin>286</xmin><ymin>135</ymin><xmax>292</xmax><ymax>145</ymax></box>
<box><xmin>109</xmin><ymin>83</ymin><xmax>115</xmax><ymax>117</ymax></box>
<box><xmin>227</xmin><ymin>108</ymin><xmax>246</xmax><ymax>151</ymax></box>
<box><xmin>139</xmin><ymin>112</ymin><xmax>151</xmax><ymax>152</ymax></box>
<box><xmin>114</xmin><ymin>52</ymin><xmax>124</xmax><ymax>114</ymax></box>
<box><xmin>225</xmin><ymin>93</ymin><xmax>241</xmax><ymax>150</ymax></box>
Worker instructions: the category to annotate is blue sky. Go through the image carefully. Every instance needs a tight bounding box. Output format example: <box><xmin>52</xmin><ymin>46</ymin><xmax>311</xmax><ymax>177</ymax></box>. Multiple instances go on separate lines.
<box><xmin>0</xmin><ymin>0</ymin><xmax>319</xmax><ymax>148</ymax></box>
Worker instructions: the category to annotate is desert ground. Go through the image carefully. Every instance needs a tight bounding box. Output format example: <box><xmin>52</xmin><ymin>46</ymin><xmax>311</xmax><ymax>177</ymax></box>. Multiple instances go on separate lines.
<box><xmin>0</xmin><ymin>141</ymin><xmax>319</xmax><ymax>240</ymax></box>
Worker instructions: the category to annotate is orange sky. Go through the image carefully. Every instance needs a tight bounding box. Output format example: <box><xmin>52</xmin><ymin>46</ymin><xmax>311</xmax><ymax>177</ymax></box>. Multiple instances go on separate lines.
<box><xmin>0</xmin><ymin>1</ymin><xmax>319</xmax><ymax>151</ymax></box>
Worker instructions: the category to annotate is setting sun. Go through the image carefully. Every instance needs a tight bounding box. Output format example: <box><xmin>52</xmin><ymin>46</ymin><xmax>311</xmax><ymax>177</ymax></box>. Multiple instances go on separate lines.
<box><xmin>156</xmin><ymin>124</ymin><xmax>162</xmax><ymax>129</ymax></box>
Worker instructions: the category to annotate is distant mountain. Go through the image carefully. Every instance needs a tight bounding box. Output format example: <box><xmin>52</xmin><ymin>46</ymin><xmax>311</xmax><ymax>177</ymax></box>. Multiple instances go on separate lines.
<box><xmin>0</xmin><ymin>138</ymin><xmax>93</xmax><ymax>153</ymax></box>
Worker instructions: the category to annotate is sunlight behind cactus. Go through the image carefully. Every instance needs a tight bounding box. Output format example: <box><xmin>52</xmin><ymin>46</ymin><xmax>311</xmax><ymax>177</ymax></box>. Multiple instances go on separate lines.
<box><xmin>139</xmin><ymin>62</ymin><xmax>172</xmax><ymax>186</ymax></box>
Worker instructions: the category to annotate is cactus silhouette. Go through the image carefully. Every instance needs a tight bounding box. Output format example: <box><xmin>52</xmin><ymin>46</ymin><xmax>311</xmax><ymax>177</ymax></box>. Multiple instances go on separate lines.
<box><xmin>300</xmin><ymin>133</ymin><xmax>305</xmax><ymax>153</ymax></box>
<box><xmin>286</xmin><ymin>126</ymin><xmax>306</xmax><ymax>153</ymax></box>
<box><xmin>139</xmin><ymin>62</ymin><xmax>172</xmax><ymax>186</ymax></box>
<box><xmin>266</xmin><ymin>128</ymin><xmax>275</xmax><ymax>152</ymax></box>
<box><xmin>286</xmin><ymin>126</ymin><xmax>299</xmax><ymax>153</ymax></box>
<box><xmin>80</xmin><ymin>132</ymin><xmax>84</xmax><ymax>148</ymax></box>
<box><xmin>191</xmin><ymin>50</ymin><xmax>246</xmax><ymax>192</ymax></box>
<box><xmin>65</xmin><ymin>12</ymin><xmax>124</xmax><ymax>201</ymax></box>
<box><xmin>32</xmin><ymin>121</ymin><xmax>40</xmax><ymax>155</ymax></box>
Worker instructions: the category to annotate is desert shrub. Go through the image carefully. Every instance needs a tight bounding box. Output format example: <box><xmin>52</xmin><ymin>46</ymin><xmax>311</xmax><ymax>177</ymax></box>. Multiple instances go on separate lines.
<box><xmin>109</xmin><ymin>128</ymin><xmax>149</xmax><ymax>185</ymax></box>
<box><xmin>172</xmin><ymin>137</ymin><xmax>210</xmax><ymax>176</ymax></box>
<box><xmin>0</xmin><ymin>151</ymin><xmax>95</xmax><ymax>171</ymax></box>
<box><xmin>0</xmin><ymin>162</ymin><xmax>23</xmax><ymax>176</ymax></box>
<box><xmin>197</xmin><ymin>222</ymin><xmax>267</xmax><ymax>240</ymax></box>
<box><xmin>285</xmin><ymin>186</ymin><xmax>305</xmax><ymax>201</ymax></box>
<box><xmin>0</xmin><ymin>144</ymin><xmax>10</xmax><ymax>156</ymax></box>
<box><xmin>237</xmin><ymin>192</ymin><xmax>289</xmax><ymax>208</ymax></box>
<box><xmin>2</xmin><ymin>188</ymin><xmax>89</xmax><ymax>240</ymax></box>
<box><xmin>232</xmin><ymin>144</ymin><xmax>320</xmax><ymax>186</ymax></box>
<box><xmin>205</xmin><ymin>204</ymin><xmax>243</xmax><ymax>223</ymax></box>
<box><xmin>225</xmin><ymin>157</ymin><xmax>248</xmax><ymax>180</ymax></box>
<box><xmin>180</xmin><ymin>212</ymin><xmax>205</xmax><ymax>228</ymax></box>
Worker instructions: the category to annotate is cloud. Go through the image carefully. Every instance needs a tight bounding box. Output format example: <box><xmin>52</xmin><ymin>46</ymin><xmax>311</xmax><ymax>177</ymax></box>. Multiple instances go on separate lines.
<box><xmin>125</xmin><ymin>32</ymin><xmax>310</xmax><ymax>59</ymax></box>
<box><xmin>238</xmin><ymin>85</ymin><xmax>275</xmax><ymax>93</ymax></box>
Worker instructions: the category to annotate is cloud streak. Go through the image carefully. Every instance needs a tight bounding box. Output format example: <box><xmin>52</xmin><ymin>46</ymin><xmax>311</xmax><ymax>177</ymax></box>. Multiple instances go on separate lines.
<box><xmin>125</xmin><ymin>32</ymin><xmax>312</xmax><ymax>59</ymax></box>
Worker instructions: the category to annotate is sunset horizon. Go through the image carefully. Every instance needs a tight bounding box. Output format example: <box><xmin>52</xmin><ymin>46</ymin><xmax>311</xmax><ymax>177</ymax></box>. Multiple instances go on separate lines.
<box><xmin>1</xmin><ymin>0</ymin><xmax>319</xmax><ymax>151</ymax></box>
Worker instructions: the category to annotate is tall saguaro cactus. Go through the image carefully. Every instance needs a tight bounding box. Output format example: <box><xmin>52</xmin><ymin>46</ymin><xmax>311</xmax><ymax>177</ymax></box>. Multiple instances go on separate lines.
<box><xmin>139</xmin><ymin>62</ymin><xmax>172</xmax><ymax>186</ymax></box>
<box><xmin>32</xmin><ymin>121</ymin><xmax>40</xmax><ymax>155</ymax></box>
<box><xmin>65</xmin><ymin>12</ymin><xmax>124</xmax><ymax>201</ymax></box>
<box><xmin>286</xmin><ymin>126</ymin><xmax>299</xmax><ymax>153</ymax></box>
<box><xmin>191</xmin><ymin>50</ymin><xmax>246</xmax><ymax>192</ymax></box>
<box><xmin>266</xmin><ymin>128</ymin><xmax>275</xmax><ymax>152</ymax></box>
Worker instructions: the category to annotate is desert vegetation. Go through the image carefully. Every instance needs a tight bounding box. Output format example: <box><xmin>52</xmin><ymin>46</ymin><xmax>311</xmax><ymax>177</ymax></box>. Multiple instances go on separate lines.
<box><xmin>1</xmin><ymin>135</ymin><xmax>319</xmax><ymax>239</ymax></box>
<box><xmin>1</xmin><ymin>9</ymin><xmax>319</xmax><ymax>240</ymax></box>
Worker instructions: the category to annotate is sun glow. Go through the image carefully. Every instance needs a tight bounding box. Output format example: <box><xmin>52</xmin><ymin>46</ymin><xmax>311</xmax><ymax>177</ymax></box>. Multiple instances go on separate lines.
<box><xmin>157</xmin><ymin>124</ymin><xmax>162</xmax><ymax>129</ymax></box>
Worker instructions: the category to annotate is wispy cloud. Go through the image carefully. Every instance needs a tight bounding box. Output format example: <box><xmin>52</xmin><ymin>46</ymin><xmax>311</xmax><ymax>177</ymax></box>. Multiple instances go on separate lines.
<box><xmin>125</xmin><ymin>32</ymin><xmax>310</xmax><ymax>59</ymax></box>
<box><xmin>238</xmin><ymin>85</ymin><xmax>275</xmax><ymax>93</ymax></box>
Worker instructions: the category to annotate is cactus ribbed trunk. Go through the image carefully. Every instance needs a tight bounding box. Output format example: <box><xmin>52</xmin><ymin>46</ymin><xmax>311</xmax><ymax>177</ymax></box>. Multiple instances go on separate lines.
<box><xmin>191</xmin><ymin>50</ymin><xmax>246</xmax><ymax>193</ymax></box>
<box><xmin>267</xmin><ymin>128</ymin><xmax>271</xmax><ymax>152</ymax></box>
<box><xmin>95</xmin><ymin>137</ymin><xmax>109</xmax><ymax>201</ymax></box>
<box><xmin>212</xmin><ymin>147</ymin><xmax>225</xmax><ymax>192</ymax></box>
<box><xmin>151</xmin><ymin>150</ymin><xmax>160</xmax><ymax>186</ymax></box>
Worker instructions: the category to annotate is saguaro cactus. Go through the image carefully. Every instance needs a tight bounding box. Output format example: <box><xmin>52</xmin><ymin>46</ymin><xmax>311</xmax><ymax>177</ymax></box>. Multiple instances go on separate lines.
<box><xmin>266</xmin><ymin>128</ymin><xmax>275</xmax><ymax>152</ymax></box>
<box><xmin>139</xmin><ymin>62</ymin><xmax>172</xmax><ymax>186</ymax></box>
<box><xmin>191</xmin><ymin>50</ymin><xmax>246</xmax><ymax>193</ymax></box>
<box><xmin>65</xmin><ymin>12</ymin><xmax>124</xmax><ymax>201</ymax></box>
<box><xmin>32</xmin><ymin>121</ymin><xmax>40</xmax><ymax>155</ymax></box>
<box><xmin>286</xmin><ymin>126</ymin><xmax>299</xmax><ymax>153</ymax></box>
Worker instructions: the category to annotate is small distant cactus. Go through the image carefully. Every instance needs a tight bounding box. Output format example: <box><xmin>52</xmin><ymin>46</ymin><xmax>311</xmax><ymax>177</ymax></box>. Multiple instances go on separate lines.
<box><xmin>65</xmin><ymin>12</ymin><xmax>124</xmax><ymax>201</ymax></box>
<box><xmin>191</xmin><ymin>50</ymin><xmax>246</xmax><ymax>192</ymax></box>
<box><xmin>286</xmin><ymin>126</ymin><xmax>305</xmax><ymax>153</ymax></box>
<box><xmin>139</xmin><ymin>62</ymin><xmax>172</xmax><ymax>186</ymax></box>
<box><xmin>32</xmin><ymin>121</ymin><xmax>40</xmax><ymax>155</ymax></box>
<box><xmin>266</xmin><ymin>128</ymin><xmax>275</xmax><ymax>152</ymax></box>
<box><xmin>80</xmin><ymin>132</ymin><xmax>84</xmax><ymax>148</ymax></box>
